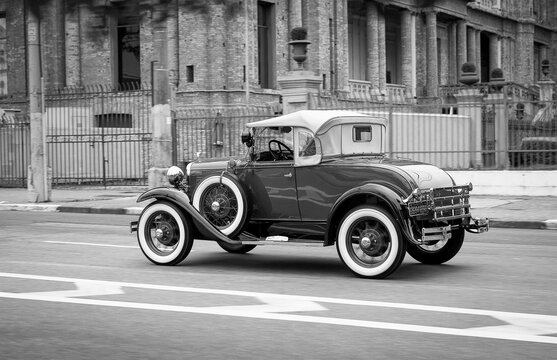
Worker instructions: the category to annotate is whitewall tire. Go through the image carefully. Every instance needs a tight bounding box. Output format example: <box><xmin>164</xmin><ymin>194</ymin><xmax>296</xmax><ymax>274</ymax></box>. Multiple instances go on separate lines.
<box><xmin>137</xmin><ymin>201</ymin><xmax>193</xmax><ymax>265</ymax></box>
<box><xmin>192</xmin><ymin>175</ymin><xmax>248</xmax><ymax>238</ymax></box>
<box><xmin>336</xmin><ymin>206</ymin><xmax>406</xmax><ymax>279</ymax></box>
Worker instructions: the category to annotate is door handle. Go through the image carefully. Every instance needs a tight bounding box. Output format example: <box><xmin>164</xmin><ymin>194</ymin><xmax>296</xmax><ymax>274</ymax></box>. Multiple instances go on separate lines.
<box><xmin>284</xmin><ymin>172</ymin><xmax>292</xmax><ymax>178</ymax></box>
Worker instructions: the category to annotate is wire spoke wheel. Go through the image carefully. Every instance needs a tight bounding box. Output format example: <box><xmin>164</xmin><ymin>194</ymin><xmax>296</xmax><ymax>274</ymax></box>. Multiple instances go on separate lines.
<box><xmin>192</xmin><ymin>175</ymin><xmax>248</xmax><ymax>237</ymax></box>
<box><xmin>201</xmin><ymin>184</ymin><xmax>239</xmax><ymax>229</ymax></box>
<box><xmin>144</xmin><ymin>210</ymin><xmax>181</xmax><ymax>256</ymax></box>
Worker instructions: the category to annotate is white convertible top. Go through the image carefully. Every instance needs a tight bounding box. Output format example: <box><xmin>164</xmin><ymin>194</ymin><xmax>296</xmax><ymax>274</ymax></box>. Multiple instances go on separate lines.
<box><xmin>246</xmin><ymin>110</ymin><xmax>386</xmax><ymax>134</ymax></box>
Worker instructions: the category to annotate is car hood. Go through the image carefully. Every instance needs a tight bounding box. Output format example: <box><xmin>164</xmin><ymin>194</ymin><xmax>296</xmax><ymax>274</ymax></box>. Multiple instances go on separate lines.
<box><xmin>398</xmin><ymin>163</ymin><xmax>454</xmax><ymax>189</ymax></box>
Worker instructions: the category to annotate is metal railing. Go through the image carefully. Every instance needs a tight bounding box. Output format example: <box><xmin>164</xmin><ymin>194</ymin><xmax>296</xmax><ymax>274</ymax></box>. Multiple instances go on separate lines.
<box><xmin>44</xmin><ymin>84</ymin><xmax>152</xmax><ymax>186</ymax></box>
<box><xmin>173</xmin><ymin>106</ymin><xmax>278</xmax><ymax>166</ymax></box>
<box><xmin>0</xmin><ymin>110</ymin><xmax>29</xmax><ymax>187</ymax></box>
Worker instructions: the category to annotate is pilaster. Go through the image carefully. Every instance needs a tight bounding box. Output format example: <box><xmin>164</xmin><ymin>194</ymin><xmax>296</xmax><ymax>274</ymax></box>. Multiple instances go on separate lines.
<box><xmin>454</xmin><ymin>89</ymin><xmax>484</xmax><ymax>168</ymax></box>
<box><xmin>426</xmin><ymin>11</ymin><xmax>438</xmax><ymax>97</ymax></box>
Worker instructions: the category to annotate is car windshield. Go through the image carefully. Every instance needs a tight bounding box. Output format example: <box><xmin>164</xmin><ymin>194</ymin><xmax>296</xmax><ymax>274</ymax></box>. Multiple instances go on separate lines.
<box><xmin>251</xmin><ymin>126</ymin><xmax>294</xmax><ymax>162</ymax></box>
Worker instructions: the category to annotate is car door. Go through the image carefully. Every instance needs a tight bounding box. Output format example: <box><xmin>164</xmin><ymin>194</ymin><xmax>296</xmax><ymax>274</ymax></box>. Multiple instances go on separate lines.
<box><xmin>237</xmin><ymin>126</ymin><xmax>300</xmax><ymax>220</ymax></box>
<box><xmin>241</xmin><ymin>161</ymin><xmax>299</xmax><ymax>220</ymax></box>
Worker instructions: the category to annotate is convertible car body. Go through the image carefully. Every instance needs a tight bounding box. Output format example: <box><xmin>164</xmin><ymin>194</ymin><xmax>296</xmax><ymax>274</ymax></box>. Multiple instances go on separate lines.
<box><xmin>131</xmin><ymin>110</ymin><xmax>489</xmax><ymax>278</ymax></box>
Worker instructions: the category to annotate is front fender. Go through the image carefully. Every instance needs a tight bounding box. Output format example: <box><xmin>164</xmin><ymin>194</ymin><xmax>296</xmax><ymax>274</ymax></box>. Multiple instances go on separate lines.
<box><xmin>324</xmin><ymin>183</ymin><xmax>408</xmax><ymax>246</ymax></box>
<box><xmin>137</xmin><ymin>187</ymin><xmax>240</xmax><ymax>245</ymax></box>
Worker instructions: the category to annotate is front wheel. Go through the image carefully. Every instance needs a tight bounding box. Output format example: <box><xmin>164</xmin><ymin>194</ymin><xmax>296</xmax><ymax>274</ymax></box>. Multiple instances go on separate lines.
<box><xmin>406</xmin><ymin>228</ymin><xmax>465</xmax><ymax>265</ymax></box>
<box><xmin>137</xmin><ymin>201</ymin><xmax>193</xmax><ymax>265</ymax></box>
<box><xmin>336</xmin><ymin>206</ymin><xmax>406</xmax><ymax>279</ymax></box>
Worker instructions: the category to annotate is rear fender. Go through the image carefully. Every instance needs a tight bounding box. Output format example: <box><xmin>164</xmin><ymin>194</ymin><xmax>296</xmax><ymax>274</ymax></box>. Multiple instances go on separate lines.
<box><xmin>137</xmin><ymin>187</ymin><xmax>240</xmax><ymax>244</ymax></box>
<box><xmin>324</xmin><ymin>183</ymin><xmax>409</xmax><ymax>246</ymax></box>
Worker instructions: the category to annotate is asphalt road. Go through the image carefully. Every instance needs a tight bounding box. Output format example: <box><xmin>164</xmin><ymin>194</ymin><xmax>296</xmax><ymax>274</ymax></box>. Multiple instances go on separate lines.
<box><xmin>1</xmin><ymin>211</ymin><xmax>556</xmax><ymax>360</ymax></box>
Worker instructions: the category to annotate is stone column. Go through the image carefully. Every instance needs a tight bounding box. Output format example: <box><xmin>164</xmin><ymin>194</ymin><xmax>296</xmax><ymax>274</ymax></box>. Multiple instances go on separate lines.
<box><xmin>426</xmin><ymin>11</ymin><xmax>438</xmax><ymax>97</ymax></box>
<box><xmin>366</xmin><ymin>2</ymin><xmax>379</xmax><ymax>88</ymax></box>
<box><xmin>457</xmin><ymin>20</ymin><xmax>467</xmax><ymax>77</ymax></box>
<box><xmin>475</xmin><ymin>30</ymin><xmax>481</xmax><ymax>79</ymax></box>
<box><xmin>467</xmin><ymin>27</ymin><xmax>476</xmax><ymax>63</ymax></box>
<box><xmin>401</xmin><ymin>9</ymin><xmax>415</xmax><ymax>98</ymax></box>
<box><xmin>377</xmin><ymin>6</ymin><xmax>387</xmax><ymax>95</ymax></box>
<box><xmin>454</xmin><ymin>89</ymin><xmax>483</xmax><ymax>168</ymax></box>
<box><xmin>449</xmin><ymin>22</ymin><xmax>457</xmax><ymax>84</ymax></box>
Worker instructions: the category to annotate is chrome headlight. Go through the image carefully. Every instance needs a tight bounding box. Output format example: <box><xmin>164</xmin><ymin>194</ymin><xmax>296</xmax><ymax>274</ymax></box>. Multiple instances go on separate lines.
<box><xmin>167</xmin><ymin>166</ymin><xmax>184</xmax><ymax>186</ymax></box>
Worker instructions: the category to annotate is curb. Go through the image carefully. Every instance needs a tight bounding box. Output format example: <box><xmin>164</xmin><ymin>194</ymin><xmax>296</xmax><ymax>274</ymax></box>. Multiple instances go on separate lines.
<box><xmin>0</xmin><ymin>204</ymin><xmax>143</xmax><ymax>215</ymax></box>
<box><xmin>1</xmin><ymin>203</ymin><xmax>556</xmax><ymax>230</ymax></box>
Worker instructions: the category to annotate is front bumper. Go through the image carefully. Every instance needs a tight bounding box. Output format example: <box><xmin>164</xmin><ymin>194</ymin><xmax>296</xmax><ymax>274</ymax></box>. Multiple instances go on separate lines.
<box><xmin>464</xmin><ymin>216</ymin><xmax>489</xmax><ymax>234</ymax></box>
<box><xmin>402</xmin><ymin>184</ymin><xmax>489</xmax><ymax>244</ymax></box>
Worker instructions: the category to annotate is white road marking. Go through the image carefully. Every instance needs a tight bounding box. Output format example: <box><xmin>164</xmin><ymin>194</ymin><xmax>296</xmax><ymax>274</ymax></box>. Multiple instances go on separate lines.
<box><xmin>44</xmin><ymin>241</ymin><xmax>137</xmax><ymax>249</ymax></box>
<box><xmin>1</xmin><ymin>272</ymin><xmax>556</xmax><ymax>344</ymax></box>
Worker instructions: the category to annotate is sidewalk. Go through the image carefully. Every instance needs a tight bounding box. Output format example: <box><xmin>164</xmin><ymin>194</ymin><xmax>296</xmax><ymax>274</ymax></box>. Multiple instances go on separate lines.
<box><xmin>0</xmin><ymin>186</ymin><xmax>556</xmax><ymax>230</ymax></box>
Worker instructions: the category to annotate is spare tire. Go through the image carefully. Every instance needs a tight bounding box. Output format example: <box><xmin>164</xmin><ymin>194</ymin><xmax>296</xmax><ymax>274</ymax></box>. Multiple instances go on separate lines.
<box><xmin>192</xmin><ymin>175</ymin><xmax>248</xmax><ymax>238</ymax></box>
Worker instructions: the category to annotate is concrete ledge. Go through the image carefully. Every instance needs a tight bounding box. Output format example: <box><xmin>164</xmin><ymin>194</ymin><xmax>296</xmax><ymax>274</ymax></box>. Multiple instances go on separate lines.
<box><xmin>448</xmin><ymin>170</ymin><xmax>557</xmax><ymax>196</ymax></box>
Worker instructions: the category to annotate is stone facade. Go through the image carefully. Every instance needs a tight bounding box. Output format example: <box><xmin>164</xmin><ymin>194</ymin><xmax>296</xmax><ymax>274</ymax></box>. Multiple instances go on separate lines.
<box><xmin>0</xmin><ymin>0</ymin><xmax>556</xmax><ymax>106</ymax></box>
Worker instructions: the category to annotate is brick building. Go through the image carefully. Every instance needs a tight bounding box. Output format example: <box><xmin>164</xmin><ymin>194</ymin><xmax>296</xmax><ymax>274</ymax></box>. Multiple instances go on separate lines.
<box><xmin>0</xmin><ymin>0</ymin><xmax>556</xmax><ymax>106</ymax></box>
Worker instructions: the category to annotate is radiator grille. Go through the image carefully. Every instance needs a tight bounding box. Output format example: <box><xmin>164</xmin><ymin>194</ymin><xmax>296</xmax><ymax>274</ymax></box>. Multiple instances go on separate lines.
<box><xmin>406</xmin><ymin>185</ymin><xmax>471</xmax><ymax>221</ymax></box>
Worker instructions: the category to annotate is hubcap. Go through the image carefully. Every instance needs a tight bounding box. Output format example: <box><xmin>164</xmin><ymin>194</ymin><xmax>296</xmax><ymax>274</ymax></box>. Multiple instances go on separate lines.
<box><xmin>211</xmin><ymin>201</ymin><xmax>221</xmax><ymax>212</ymax></box>
<box><xmin>359</xmin><ymin>228</ymin><xmax>384</xmax><ymax>256</ymax></box>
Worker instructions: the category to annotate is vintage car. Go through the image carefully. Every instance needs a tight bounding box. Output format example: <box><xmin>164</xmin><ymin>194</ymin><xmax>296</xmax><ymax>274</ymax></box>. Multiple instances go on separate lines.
<box><xmin>131</xmin><ymin>110</ymin><xmax>489</xmax><ymax>279</ymax></box>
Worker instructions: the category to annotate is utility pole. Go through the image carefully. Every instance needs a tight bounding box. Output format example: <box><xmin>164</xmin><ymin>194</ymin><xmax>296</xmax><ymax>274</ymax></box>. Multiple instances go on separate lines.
<box><xmin>26</xmin><ymin>0</ymin><xmax>50</xmax><ymax>202</ymax></box>
<box><xmin>148</xmin><ymin>2</ymin><xmax>172</xmax><ymax>188</ymax></box>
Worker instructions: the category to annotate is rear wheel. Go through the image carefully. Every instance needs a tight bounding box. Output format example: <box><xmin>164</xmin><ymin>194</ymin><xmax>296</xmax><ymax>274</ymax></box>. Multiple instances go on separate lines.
<box><xmin>406</xmin><ymin>228</ymin><xmax>465</xmax><ymax>265</ymax></box>
<box><xmin>336</xmin><ymin>206</ymin><xmax>406</xmax><ymax>279</ymax></box>
<box><xmin>137</xmin><ymin>201</ymin><xmax>193</xmax><ymax>265</ymax></box>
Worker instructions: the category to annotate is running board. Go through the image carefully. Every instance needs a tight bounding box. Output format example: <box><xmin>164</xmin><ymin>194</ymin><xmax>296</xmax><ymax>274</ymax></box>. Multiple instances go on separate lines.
<box><xmin>239</xmin><ymin>235</ymin><xmax>325</xmax><ymax>247</ymax></box>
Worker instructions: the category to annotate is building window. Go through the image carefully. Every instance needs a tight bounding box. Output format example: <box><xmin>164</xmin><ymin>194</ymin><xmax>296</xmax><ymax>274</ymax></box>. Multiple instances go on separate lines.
<box><xmin>111</xmin><ymin>2</ymin><xmax>140</xmax><ymax>89</ymax></box>
<box><xmin>0</xmin><ymin>13</ymin><xmax>7</xmax><ymax>96</ymax></box>
<box><xmin>186</xmin><ymin>65</ymin><xmax>194</xmax><ymax>83</ymax></box>
<box><xmin>348</xmin><ymin>12</ymin><xmax>367</xmax><ymax>81</ymax></box>
<box><xmin>257</xmin><ymin>1</ymin><xmax>275</xmax><ymax>89</ymax></box>
<box><xmin>117</xmin><ymin>19</ymin><xmax>140</xmax><ymax>87</ymax></box>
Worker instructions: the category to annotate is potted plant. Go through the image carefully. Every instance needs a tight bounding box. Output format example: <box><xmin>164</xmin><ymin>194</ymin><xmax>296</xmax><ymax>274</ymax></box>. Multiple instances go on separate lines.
<box><xmin>541</xmin><ymin>59</ymin><xmax>550</xmax><ymax>79</ymax></box>
<box><xmin>490</xmin><ymin>67</ymin><xmax>504</xmax><ymax>82</ymax></box>
<box><xmin>489</xmin><ymin>67</ymin><xmax>505</xmax><ymax>92</ymax></box>
<box><xmin>459</xmin><ymin>62</ymin><xmax>479</xmax><ymax>85</ymax></box>
<box><xmin>289</xmin><ymin>27</ymin><xmax>311</xmax><ymax>69</ymax></box>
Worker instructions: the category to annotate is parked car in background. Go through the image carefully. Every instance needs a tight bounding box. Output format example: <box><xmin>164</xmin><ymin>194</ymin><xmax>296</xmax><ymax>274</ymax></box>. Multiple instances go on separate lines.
<box><xmin>131</xmin><ymin>110</ymin><xmax>489</xmax><ymax>279</ymax></box>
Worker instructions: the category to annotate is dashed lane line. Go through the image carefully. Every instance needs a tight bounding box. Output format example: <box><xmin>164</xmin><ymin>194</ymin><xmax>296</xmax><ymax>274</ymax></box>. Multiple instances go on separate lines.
<box><xmin>44</xmin><ymin>240</ymin><xmax>137</xmax><ymax>249</ymax></box>
<box><xmin>1</xmin><ymin>272</ymin><xmax>557</xmax><ymax>344</ymax></box>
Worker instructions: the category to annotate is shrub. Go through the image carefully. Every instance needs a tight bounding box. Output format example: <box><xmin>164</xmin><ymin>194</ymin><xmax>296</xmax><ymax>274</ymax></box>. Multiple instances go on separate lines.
<box><xmin>490</xmin><ymin>67</ymin><xmax>503</xmax><ymax>80</ymax></box>
<box><xmin>290</xmin><ymin>27</ymin><xmax>307</xmax><ymax>41</ymax></box>
<box><xmin>461</xmin><ymin>62</ymin><xmax>477</xmax><ymax>74</ymax></box>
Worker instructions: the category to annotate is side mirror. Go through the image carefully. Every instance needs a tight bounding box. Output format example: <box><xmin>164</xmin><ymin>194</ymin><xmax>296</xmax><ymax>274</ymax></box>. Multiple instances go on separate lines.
<box><xmin>241</xmin><ymin>130</ymin><xmax>254</xmax><ymax>147</ymax></box>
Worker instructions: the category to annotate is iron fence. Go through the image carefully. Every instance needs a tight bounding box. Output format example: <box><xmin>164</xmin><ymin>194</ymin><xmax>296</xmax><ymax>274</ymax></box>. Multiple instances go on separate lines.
<box><xmin>0</xmin><ymin>110</ymin><xmax>29</xmax><ymax>187</ymax></box>
<box><xmin>2</xmin><ymin>83</ymin><xmax>556</xmax><ymax>189</ymax></box>
<box><xmin>45</xmin><ymin>84</ymin><xmax>152</xmax><ymax>186</ymax></box>
<box><xmin>309</xmin><ymin>92</ymin><xmax>557</xmax><ymax>170</ymax></box>
<box><xmin>173</xmin><ymin>106</ymin><xmax>278</xmax><ymax>166</ymax></box>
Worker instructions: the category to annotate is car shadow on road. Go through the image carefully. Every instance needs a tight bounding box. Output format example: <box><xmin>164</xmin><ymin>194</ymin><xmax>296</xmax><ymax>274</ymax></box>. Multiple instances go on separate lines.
<box><xmin>175</xmin><ymin>251</ymin><xmax>473</xmax><ymax>280</ymax></box>
<box><xmin>181</xmin><ymin>251</ymin><xmax>350</xmax><ymax>278</ymax></box>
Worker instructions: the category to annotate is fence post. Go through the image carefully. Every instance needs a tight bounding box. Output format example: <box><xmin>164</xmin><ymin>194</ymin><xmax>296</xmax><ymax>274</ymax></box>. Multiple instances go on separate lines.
<box><xmin>454</xmin><ymin>88</ymin><xmax>483</xmax><ymax>168</ymax></box>
<box><xmin>486</xmin><ymin>90</ymin><xmax>508</xmax><ymax>169</ymax></box>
